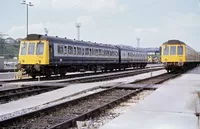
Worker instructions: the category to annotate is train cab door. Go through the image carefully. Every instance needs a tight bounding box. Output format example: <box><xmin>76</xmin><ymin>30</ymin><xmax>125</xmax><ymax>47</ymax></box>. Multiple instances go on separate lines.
<box><xmin>118</xmin><ymin>47</ymin><xmax>121</xmax><ymax>69</ymax></box>
<box><xmin>49</xmin><ymin>44</ymin><xmax>53</xmax><ymax>62</ymax></box>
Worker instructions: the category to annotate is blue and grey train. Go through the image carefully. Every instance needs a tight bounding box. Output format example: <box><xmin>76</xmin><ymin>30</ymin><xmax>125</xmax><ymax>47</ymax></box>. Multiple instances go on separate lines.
<box><xmin>18</xmin><ymin>34</ymin><xmax>148</xmax><ymax>78</ymax></box>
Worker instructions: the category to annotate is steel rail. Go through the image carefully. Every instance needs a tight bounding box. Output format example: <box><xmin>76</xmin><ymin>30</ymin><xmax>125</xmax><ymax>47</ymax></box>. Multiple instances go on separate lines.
<box><xmin>0</xmin><ymin>86</ymin><xmax>63</xmax><ymax>104</ymax></box>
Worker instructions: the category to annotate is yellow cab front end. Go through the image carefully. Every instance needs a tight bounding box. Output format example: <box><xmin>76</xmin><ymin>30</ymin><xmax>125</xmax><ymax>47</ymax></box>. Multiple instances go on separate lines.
<box><xmin>18</xmin><ymin>40</ymin><xmax>49</xmax><ymax>77</ymax></box>
<box><xmin>161</xmin><ymin>44</ymin><xmax>186</xmax><ymax>70</ymax></box>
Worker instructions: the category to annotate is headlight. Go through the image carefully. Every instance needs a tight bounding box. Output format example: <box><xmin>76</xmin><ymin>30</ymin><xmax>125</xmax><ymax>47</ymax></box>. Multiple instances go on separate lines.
<box><xmin>178</xmin><ymin>59</ymin><xmax>183</xmax><ymax>66</ymax></box>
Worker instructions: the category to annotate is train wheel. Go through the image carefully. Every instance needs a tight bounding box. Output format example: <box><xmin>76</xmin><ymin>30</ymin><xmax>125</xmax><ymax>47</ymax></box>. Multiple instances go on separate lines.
<box><xmin>60</xmin><ymin>73</ymin><xmax>66</xmax><ymax>78</ymax></box>
<box><xmin>31</xmin><ymin>75</ymin><xmax>36</xmax><ymax>79</ymax></box>
<box><xmin>46</xmin><ymin>74</ymin><xmax>51</xmax><ymax>78</ymax></box>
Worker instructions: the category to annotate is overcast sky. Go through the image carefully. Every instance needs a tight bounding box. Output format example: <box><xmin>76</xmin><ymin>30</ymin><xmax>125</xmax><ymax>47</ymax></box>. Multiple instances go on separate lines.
<box><xmin>1</xmin><ymin>0</ymin><xmax>200</xmax><ymax>50</ymax></box>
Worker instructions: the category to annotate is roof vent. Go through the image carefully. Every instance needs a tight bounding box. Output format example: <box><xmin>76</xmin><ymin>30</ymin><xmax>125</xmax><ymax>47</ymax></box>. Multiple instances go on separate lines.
<box><xmin>45</xmin><ymin>34</ymin><xmax>47</xmax><ymax>36</ymax></box>
<box><xmin>56</xmin><ymin>36</ymin><xmax>58</xmax><ymax>38</ymax></box>
<box><xmin>65</xmin><ymin>37</ymin><xmax>67</xmax><ymax>39</ymax></box>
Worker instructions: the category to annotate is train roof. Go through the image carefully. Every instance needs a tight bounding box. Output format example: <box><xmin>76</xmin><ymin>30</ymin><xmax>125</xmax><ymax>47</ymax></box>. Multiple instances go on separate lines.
<box><xmin>23</xmin><ymin>34</ymin><xmax>147</xmax><ymax>51</ymax></box>
<box><xmin>117</xmin><ymin>45</ymin><xmax>147</xmax><ymax>52</ymax></box>
<box><xmin>163</xmin><ymin>40</ymin><xmax>199</xmax><ymax>54</ymax></box>
<box><xmin>23</xmin><ymin>34</ymin><xmax>118</xmax><ymax>49</ymax></box>
<box><xmin>163</xmin><ymin>40</ymin><xmax>186</xmax><ymax>45</ymax></box>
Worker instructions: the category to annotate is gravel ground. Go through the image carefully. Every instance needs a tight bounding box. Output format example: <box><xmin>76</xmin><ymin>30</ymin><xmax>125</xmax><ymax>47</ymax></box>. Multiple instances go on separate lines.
<box><xmin>3</xmin><ymin>89</ymin><xmax>134</xmax><ymax>128</ymax></box>
<box><xmin>70</xmin><ymin>90</ymin><xmax>154</xmax><ymax>129</ymax></box>
<box><xmin>0</xmin><ymin>87</ymin><xmax>105</xmax><ymax>122</ymax></box>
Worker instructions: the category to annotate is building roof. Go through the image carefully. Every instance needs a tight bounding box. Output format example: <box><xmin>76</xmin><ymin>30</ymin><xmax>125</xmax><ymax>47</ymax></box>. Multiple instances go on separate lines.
<box><xmin>5</xmin><ymin>37</ymin><xmax>15</xmax><ymax>40</ymax></box>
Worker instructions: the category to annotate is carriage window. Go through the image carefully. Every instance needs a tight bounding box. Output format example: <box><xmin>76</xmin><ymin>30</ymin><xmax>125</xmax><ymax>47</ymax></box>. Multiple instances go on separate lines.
<box><xmin>104</xmin><ymin>50</ymin><xmax>107</xmax><ymax>56</ymax></box>
<box><xmin>64</xmin><ymin>46</ymin><xmax>67</xmax><ymax>54</ymax></box>
<box><xmin>163</xmin><ymin>46</ymin><xmax>169</xmax><ymax>55</ymax></box>
<box><xmin>107</xmin><ymin>50</ymin><xmax>109</xmax><ymax>56</ymax></box>
<box><xmin>170</xmin><ymin>46</ymin><xmax>176</xmax><ymax>55</ymax></box>
<box><xmin>57</xmin><ymin>45</ymin><xmax>64</xmax><ymax>54</ymax></box>
<box><xmin>115</xmin><ymin>51</ymin><xmax>118</xmax><ymax>56</ymax></box>
<box><xmin>77</xmin><ymin>47</ymin><xmax>81</xmax><ymax>55</ymax></box>
<box><xmin>113</xmin><ymin>51</ymin><xmax>115</xmax><ymax>56</ymax></box>
<box><xmin>178</xmin><ymin>46</ymin><xmax>183</xmax><ymax>55</ymax></box>
<box><xmin>28</xmin><ymin>43</ymin><xmax>35</xmax><ymax>55</ymax></box>
<box><xmin>36</xmin><ymin>42</ymin><xmax>44</xmax><ymax>55</ymax></box>
<box><xmin>85</xmin><ymin>48</ymin><xmax>89</xmax><ymax>55</ymax></box>
<box><xmin>91</xmin><ymin>49</ymin><xmax>94</xmax><ymax>55</ymax></box>
<box><xmin>129</xmin><ymin>52</ymin><xmax>132</xmax><ymax>57</ymax></box>
<box><xmin>68</xmin><ymin>46</ymin><xmax>73</xmax><ymax>55</ymax></box>
<box><xmin>110</xmin><ymin>51</ymin><xmax>112</xmax><ymax>56</ymax></box>
<box><xmin>95</xmin><ymin>49</ymin><xmax>98</xmax><ymax>56</ymax></box>
<box><xmin>99</xmin><ymin>49</ymin><xmax>102</xmax><ymax>56</ymax></box>
<box><xmin>100</xmin><ymin>49</ymin><xmax>104</xmax><ymax>56</ymax></box>
<box><xmin>74</xmin><ymin>47</ymin><xmax>77</xmax><ymax>55</ymax></box>
<box><xmin>21</xmin><ymin>43</ymin><xmax>27</xmax><ymax>55</ymax></box>
<box><xmin>82</xmin><ymin>48</ymin><xmax>84</xmax><ymax>55</ymax></box>
<box><xmin>89</xmin><ymin>48</ymin><xmax>92</xmax><ymax>55</ymax></box>
<box><xmin>110</xmin><ymin>51</ymin><xmax>113</xmax><ymax>56</ymax></box>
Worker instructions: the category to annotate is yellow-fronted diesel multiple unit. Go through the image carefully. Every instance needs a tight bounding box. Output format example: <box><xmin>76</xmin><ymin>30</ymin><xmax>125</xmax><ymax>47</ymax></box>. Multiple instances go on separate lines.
<box><xmin>17</xmin><ymin>34</ymin><xmax>148</xmax><ymax>79</ymax></box>
<box><xmin>18</xmin><ymin>40</ymin><xmax>50</xmax><ymax>78</ymax></box>
<box><xmin>161</xmin><ymin>40</ymin><xmax>200</xmax><ymax>72</ymax></box>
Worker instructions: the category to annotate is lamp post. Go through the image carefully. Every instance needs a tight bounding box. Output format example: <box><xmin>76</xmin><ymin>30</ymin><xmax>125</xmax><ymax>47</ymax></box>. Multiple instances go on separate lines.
<box><xmin>75</xmin><ymin>23</ymin><xmax>81</xmax><ymax>40</ymax></box>
<box><xmin>44</xmin><ymin>28</ymin><xmax>49</xmax><ymax>35</ymax></box>
<box><xmin>21</xmin><ymin>0</ymin><xmax>34</xmax><ymax>37</ymax></box>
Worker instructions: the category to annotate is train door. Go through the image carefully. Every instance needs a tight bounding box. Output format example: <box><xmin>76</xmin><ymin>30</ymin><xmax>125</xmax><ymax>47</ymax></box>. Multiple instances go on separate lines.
<box><xmin>118</xmin><ymin>47</ymin><xmax>121</xmax><ymax>69</ymax></box>
<box><xmin>49</xmin><ymin>43</ymin><xmax>53</xmax><ymax>63</ymax></box>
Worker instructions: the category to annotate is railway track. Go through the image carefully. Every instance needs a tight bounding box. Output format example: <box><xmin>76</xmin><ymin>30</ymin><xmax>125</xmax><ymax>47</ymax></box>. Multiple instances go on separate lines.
<box><xmin>0</xmin><ymin>86</ymin><xmax>63</xmax><ymax>104</ymax></box>
<box><xmin>48</xmin><ymin>67</ymin><xmax>164</xmax><ymax>84</ymax></box>
<box><xmin>0</xmin><ymin>66</ymin><xmax>163</xmax><ymax>86</ymax></box>
<box><xmin>131</xmin><ymin>72</ymin><xmax>181</xmax><ymax>85</ymax></box>
<box><xmin>0</xmin><ymin>72</ymin><xmax>180</xmax><ymax>129</ymax></box>
<box><xmin>0</xmin><ymin>67</ymin><xmax>163</xmax><ymax>106</ymax></box>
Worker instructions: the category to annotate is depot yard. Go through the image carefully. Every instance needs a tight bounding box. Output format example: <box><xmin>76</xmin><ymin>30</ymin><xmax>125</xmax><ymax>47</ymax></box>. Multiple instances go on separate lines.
<box><xmin>0</xmin><ymin>65</ymin><xmax>198</xmax><ymax>129</ymax></box>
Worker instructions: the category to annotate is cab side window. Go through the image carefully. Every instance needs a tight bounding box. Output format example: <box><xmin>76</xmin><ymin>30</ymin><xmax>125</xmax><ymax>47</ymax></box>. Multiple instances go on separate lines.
<box><xmin>178</xmin><ymin>46</ymin><xmax>183</xmax><ymax>55</ymax></box>
<box><xmin>21</xmin><ymin>43</ymin><xmax>27</xmax><ymax>55</ymax></box>
<box><xmin>163</xmin><ymin>46</ymin><xmax>169</xmax><ymax>55</ymax></box>
<box><xmin>36</xmin><ymin>42</ymin><xmax>44</xmax><ymax>55</ymax></box>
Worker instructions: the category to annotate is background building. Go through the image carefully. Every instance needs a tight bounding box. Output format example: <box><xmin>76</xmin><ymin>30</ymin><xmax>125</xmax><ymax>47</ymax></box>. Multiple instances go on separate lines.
<box><xmin>0</xmin><ymin>56</ymin><xmax>4</xmax><ymax>70</ymax></box>
<box><xmin>5</xmin><ymin>37</ymin><xmax>16</xmax><ymax>44</ymax></box>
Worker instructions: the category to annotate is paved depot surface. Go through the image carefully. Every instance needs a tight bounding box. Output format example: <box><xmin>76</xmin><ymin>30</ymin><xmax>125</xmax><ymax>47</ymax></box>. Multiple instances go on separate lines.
<box><xmin>0</xmin><ymin>69</ymin><xmax>166</xmax><ymax>117</ymax></box>
<box><xmin>100</xmin><ymin>67</ymin><xmax>200</xmax><ymax>129</ymax></box>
